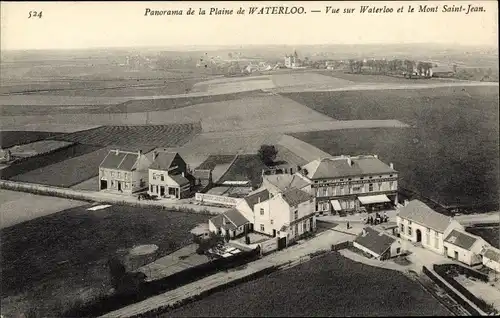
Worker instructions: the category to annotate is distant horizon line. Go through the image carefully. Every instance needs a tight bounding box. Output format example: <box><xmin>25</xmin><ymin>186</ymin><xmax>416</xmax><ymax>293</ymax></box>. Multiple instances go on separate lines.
<box><xmin>2</xmin><ymin>42</ymin><xmax>497</xmax><ymax>52</ymax></box>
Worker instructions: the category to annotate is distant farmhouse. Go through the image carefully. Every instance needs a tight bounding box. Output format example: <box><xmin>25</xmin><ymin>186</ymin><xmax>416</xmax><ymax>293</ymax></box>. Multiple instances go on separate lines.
<box><xmin>99</xmin><ymin>149</ymin><xmax>153</xmax><ymax>194</ymax></box>
<box><xmin>284</xmin><ymin>50</ymin><xmax>302</xmax><ymax>69</ymax></box>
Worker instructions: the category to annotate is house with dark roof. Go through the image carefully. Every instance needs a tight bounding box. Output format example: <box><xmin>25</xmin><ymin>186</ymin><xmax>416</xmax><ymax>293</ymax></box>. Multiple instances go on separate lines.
<box><xmin>397</xmin><ymin>200</ymin><xmax>463</xmax><ymax>255</ymax></box>
<box><xmin>353</xmin><ymin>227</ymin><xmax>403</xmax><ymax>260</ymax></box>
<box><xmin>482</xmin><ymin>247</ymin><xmax>500</xmax><ymax>273</ymax></box>
<box><xmin>299</xmin><ymin>155</ymin><xmax>398</xmax><ymax>215</ymax></box>
<box><xmin>443</xmin><ymin>229</ymin><xmax>489</xmax><ymax>266</ymax></box>
<box><xmin>99</xmin><ymin>149</ymin><xmax>153</xmax><ymax>194</ymax></box>
<box><xmin>262</xmin><ymin>173</ymin><xmax>311</xmax><ymax>196</ymax></box>
<box><xmin>252</xmin><ymin>186</ymin><xmax>315</xmax><ymax>245</ymax></box>
<box><xmin>208</xmin><ymin>208</ymin><xmax>250</xmax><ymax>239</ymax></box>
<box><xmin>147</xmin><ymin>150</ymin><xmax>194</xmax><ymax>199</ymax></box>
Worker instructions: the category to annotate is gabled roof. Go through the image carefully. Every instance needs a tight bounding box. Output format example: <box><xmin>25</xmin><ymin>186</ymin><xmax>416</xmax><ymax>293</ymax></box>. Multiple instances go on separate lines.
<box><xmin>484</xmin><ymin>248</ymin><xmax>500</xmax><ymax>262</ymax></box>
<box><xmin>169</xmin><ymin>174</ymin><xmax>190</xmax><ymax>186</ymax></box>
<box><xmin>100</xmin><ymin>150</ymin><xmax>140</xmax><ymax>171</ymax></box>
<box><xmin>263</xmin><ymin>174</ymin><xmax>310</xmax><ymax>193</ymax></box>
<box><xmin>244</xmin><ymin>189</ymin><xmax>270</xmax><ymax>210</ymax></box>
<box><xmin>444</xmin><ymin>229</ymin><xmax>482</xmax><ymax>251</ymax></box>
<box><xmin>398</xmin><ymin>200</ymin><xmax>452</xmax><ymax>233</ymax></box>
<box><xmin>302</xmin><ymin>155</ymin><xmax>396</xmax><ymax>180</ymax></box>
<box><xmin>354</xmin><ymin>227</ymin><xmax>396</xmax><ymax>257</ymax></box>
<box><xmin>209</xmin><ymin>208</ymin><xmax>249</xmax><ymax>230</ymax></box>
<box><xmin>150</xmin><ymin>152</ymin><xmax>178</xmax><ymax>170</ymax></box>
<box><xmin>224</xmin><ymin>208</ymin><xmax>250</xmax><ymax>227</ymax></box>
<box><xmin>281</xmin><ymin>188</ymin><xmax>312</xmax><ymax>207</ymax></box>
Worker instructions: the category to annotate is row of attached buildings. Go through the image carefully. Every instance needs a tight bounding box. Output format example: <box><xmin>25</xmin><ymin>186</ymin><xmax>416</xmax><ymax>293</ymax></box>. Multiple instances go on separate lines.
<box><xmin>207</xmin><ymin>153</ymin><xmax>400</xmax><ymax>248</ymax></box>
<box><xmin>98</xmin><ymin>149</ymin><xmax>198</xmax><ymax>199</ymax></box>
<box><xmin>397</xmin><ymin>200</ymin><xmax>500</xmax><ymax>272</ymax></box>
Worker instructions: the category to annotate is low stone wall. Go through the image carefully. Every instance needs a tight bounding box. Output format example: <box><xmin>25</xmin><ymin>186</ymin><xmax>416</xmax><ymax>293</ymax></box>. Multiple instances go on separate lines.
<box><xmin>0</xmin><ymin>180</ymin><xmax>222</xmax><ymax>216</ymax></box>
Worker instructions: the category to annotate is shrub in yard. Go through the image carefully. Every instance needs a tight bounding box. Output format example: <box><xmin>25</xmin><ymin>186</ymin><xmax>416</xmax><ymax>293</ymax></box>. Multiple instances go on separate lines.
<box><xmin>258</xmin><ymin>144</ymin><xmax>278</xmax><ymax>166</ymax></box>
<box><xmin>195</xmin><ymin>232</ymin><xmax>224</xmax><ymax>255</ymax></box>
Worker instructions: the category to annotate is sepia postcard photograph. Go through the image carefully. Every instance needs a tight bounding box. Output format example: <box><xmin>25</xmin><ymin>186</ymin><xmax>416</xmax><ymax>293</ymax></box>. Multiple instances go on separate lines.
<box><xmin>0</xmin><ymin>1</ymin><xmax>499</xmax><ymax>317</ymax></box>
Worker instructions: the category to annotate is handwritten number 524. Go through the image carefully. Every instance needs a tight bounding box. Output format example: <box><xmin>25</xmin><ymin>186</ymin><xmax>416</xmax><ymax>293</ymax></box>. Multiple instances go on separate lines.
<box><xmin>28</xmin><ymin>11</ymin><xmax>42</xmax><ymax>18</ymax></box>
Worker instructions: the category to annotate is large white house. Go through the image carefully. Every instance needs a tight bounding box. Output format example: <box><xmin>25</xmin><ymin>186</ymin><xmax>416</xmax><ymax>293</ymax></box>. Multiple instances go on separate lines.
<box><xmin>253</xmin><ymin>187</ymin><xmax>315</xmax><ymax>245</ymax></box>
<box><xmin>299</xmin><ymin>155</ymin><xmax>398</xmax><ymax>214</ymax></box>
<box><xmin>397</xmin><ymin>200</ymin><xmax>463</xmax><ymax>255</ymax></box>
<box><xmin>99</xmin><ymin>149</ymin><xmax>152</xmax><ymax>194</ymax></box>
<box><xmin>148</xmin><ymin>150</ymin><xmax>193</xmax><ymax>199</ymax></box>
<box><xmin>443</xmin><ymin>229</ymin><xmax>489</xmax><ymax>266</ymax></box>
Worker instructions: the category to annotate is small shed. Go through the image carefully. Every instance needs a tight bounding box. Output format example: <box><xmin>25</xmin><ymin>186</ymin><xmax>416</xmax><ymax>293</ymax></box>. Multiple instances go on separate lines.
<box><xmin>353</xmin><ymin>227</ymin><xmax>402</xmax><ymax>260</ymax></box>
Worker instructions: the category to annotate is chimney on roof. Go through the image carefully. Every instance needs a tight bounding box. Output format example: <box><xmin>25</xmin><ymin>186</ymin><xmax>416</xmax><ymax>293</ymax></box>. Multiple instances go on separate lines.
<box><xmin>182</xmin><ymin>172</ymin><xmax>185</xmax><ymax>177</ymax></box>
<box><xmin>115</xmin><ymin>149</ymin><xmax>119</xmax><ymax>155</ymax></box>
<box><xmin>362</xmin><ymin>228</ymin><xmax>367</xmax><ymax>236</ymax></box>
<box><xmin>258</xmin><ymin>197</ymin><xmax>261</xmax><ymax>203</ymax></box>
<box><xmin>346</xmin><ymin>157</ymin><xmax>352</xmax><ymax>166</ymax></box>
<box><xmin>390</xmin><ymin>162</ymin><xmax>394</xmax><ymax>169</ymax></box>
<box><xmin>138</xmin><ymin>150</ymin><xmax>142</xmax><ymax>156</ymax></box>
<box><xmin>374</xmin><ymin>154</ymin><xmax>378</xmax><ymax>159</ymax></box>
<box><xmin>404</xmin><ymin>199</ymin><xmax>409</xmax><ymax>206</ymax></box>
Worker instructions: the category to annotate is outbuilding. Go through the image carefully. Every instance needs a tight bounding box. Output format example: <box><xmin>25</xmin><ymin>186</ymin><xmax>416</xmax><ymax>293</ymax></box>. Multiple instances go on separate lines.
<box><xmin>482</xmin><ymin>247</ymin><xmax>500</xmax><ymax>273</ymax></box>
<box><xmin>353</xmin><ymin>227</ymin><xmax>402</xmax><ymax>260</ymax></box>
<box><xmin>443</xmin><ymin>229</ymin><xmax>489</xmax><ymax>266</ymax></box>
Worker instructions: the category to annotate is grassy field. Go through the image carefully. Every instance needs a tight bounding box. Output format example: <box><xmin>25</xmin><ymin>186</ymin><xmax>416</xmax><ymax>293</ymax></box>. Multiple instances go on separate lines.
<box><xmin>466</xmin><ymin>226</ymin><xmax>500</xmax><ymax>249</ymax></box>
<box><xmin>191</xmin><ymin>76</ymin><xmax>275</xmax><ymax>94</ymax></box>
<box><xmin>0</xmin><ymin>189</ymin><xmax>86</xmax><ymax>229</ymax></box>
<box><xmin>271</xmin><ymin>72</ymin><xmax>354</xmax><ymax>89</ymax></box>
<box><xmin>0</xmin><ymin>204</ymin><xmax>209</xmax><ymax>318</ymax></box>
<box><xmin>0</xmin><ymin>130</ymin><xmax>63</xmax><ymax>148</ymax></box>
<box><xmin>53</xmin><ymin>123</ymin><xmax>201</xmax><ymax>149</ymax></box>
<box><xmin>2</xmin><ymin>144</ymin><xmax>103</xmax><ymax>180</ymax></box>
<box><xmin>287</xmin><ymin>86</ymin><xmax>499</xmax><ymax>209</ymax></box>
<box><xmin>218</xmin><ymin>154</ymin><xmax>267</xmax><ymax>188</ymax></box>
<box><xmin>11</xmin><ymin>147</ymin><xmax>111</xmax><ymax>187</ymax></box>
<box><xmin>167</xmin><ymin>252</ymin><xmax>451</xmax><ymax>317</ymax></box>
<box><xmin>8</xmin><ymin>140</ymin><xmax>74</xmax><ymax>158</ymax></box>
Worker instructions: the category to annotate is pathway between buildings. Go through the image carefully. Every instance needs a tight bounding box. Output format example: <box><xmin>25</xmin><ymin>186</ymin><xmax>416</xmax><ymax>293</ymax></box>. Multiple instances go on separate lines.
<box><xmin>101</xmin><ymin>228</ymin><xmax>353</xmax><ymax>318</ymax></box>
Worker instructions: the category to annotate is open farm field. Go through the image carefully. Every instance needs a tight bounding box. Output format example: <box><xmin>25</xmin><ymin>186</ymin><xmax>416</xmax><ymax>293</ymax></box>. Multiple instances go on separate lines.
<box><xmin>0</xmin><ymin>204</ymin><xmax>209</xmax><ymax>318</ymax></box>
<box><xmin>162</xmin><ymin>95</ymin><xmax>333</xmax><ymax>133</ymax></box>
<box><xmin>0</xmin><ymin>123</ymin><xmax>102</xmax><ymax>134</ymax></box>
<box><xmin>176</xmin><ymin>133</ymin><xmax>283</xmax><ymax>157</ymax></box>
<box><xmin>292</xmin><ymin>126</ymin><xmax>499</xmax><ymax>209</ymax></box>
<box><xmin>271</xmin><ymin>72</ymin><xmax>355</xmax><ymax>90</ymax></box>
<box><xmin>0</xmin><ymin>90</ymin><xmax>264</xmax><ymax>115</ymax></box>
<box><xmin>11</xmin><ymin>147</ymin><xmax>112</xmax><ymax>187</ymax></box>
<box><xmin>314</xmin><ymin>70</ymin><xmax>455</xmax><ymax>84</ymax></box>
<box><xmin>1</xmin><ymin>144</ymin><xmax>102</xmax><ymax>180</ymax></box>
<box><xmin>52</xmin><ymin>123</ymin><xmax>201</xmax><ymax>149</ymax></box>
<box><xmin>167</xmin><ymin>252</ymin><xmax>451</xmax><ymax>317</ymax></box>
<box><xmin>196</xmin><ymin>155</ymin><xmax>236</xmax><ymax>170</ymax></box>
<box><xmin>8</xmin><ymin>140</ymin><xmax>74</xmax><ymax>158</ymax></box>
<box><xmin>191</xmin><ymin>75</ymin><xmax>275</xmax><ymax>94</ymax></box>
<box><xmin>0</xmin><ymin>78</ymin><xmax>207</xmax><ymax>97</ymax></box>
<box><xmin>0</xmin><ymin>130</ymin><xmax>63</xmax><ymax>148</ymax></box>
<box><xmin>0</xmin><ymin>189</ymin><xmax>86</xmax><ymax>229</ymax></box>
<box><xmin>217</xmin><ymin>154</ymin><xmax>267</xmax><ymax>188</ymax></box>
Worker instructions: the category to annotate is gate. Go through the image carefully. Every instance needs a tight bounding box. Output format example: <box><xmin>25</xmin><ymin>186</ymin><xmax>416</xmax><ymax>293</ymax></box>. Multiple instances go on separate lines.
<box><xmin>277</xmin><ymin>237</ymin><xmax>287</xmax><ymax>250</ymax></box>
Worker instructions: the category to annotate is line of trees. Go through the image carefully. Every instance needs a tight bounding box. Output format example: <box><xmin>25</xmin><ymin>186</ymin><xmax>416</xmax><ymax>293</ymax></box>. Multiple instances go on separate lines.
<box><xmin>347</xmin><ymin>58</ymin><xmax>435</xmax><ymax>78</ymax></box>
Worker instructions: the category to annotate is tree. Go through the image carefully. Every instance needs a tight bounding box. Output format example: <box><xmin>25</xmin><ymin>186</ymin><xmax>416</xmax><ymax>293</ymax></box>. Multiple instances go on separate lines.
<box><xmin>195</xmin><ymin>232</ymin><xmax>224</xmax><ymax>255</ymax></box>
<box><xmin>348</xmin><ymin>59</ymin><xmax>355</xmax><ymax>73</ymax></box>
<box><xmin>258</xmin><ymin>145</ymin><xmax>278</xmax><ymax>166</ymax></box>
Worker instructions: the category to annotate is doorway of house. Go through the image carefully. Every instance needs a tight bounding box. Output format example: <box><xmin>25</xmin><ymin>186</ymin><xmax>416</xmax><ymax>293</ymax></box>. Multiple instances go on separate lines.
<box><xmin>100</xmin><ymin>180</ymin><xmax>107</xmax><ymax>190</ymax></box>
<box><xmin>160</xmin><ymin>186</ymin><xmax>165</xmax><ymax>196</ymax></box>
<box><xmin>117</xmin><ymin>182</ymin><xmax>122</xmax><ymax>192</ymax></box>
<box><xmin>416</xmin><ymin>229</ymin><xmax>422</xmax><ymax>243</ymax></box>
<box><xmin>273</xmin><ymin>229</ymin><xmax>276</xmax><ymax>237</ymax></box>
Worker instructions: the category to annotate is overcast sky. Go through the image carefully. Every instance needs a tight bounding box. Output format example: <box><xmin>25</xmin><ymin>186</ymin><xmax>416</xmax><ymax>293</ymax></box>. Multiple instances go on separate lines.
<box><xmin>1</xmin><ymin>1</ymin><xmax>498</xmax><ymax>50</ymax></box>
